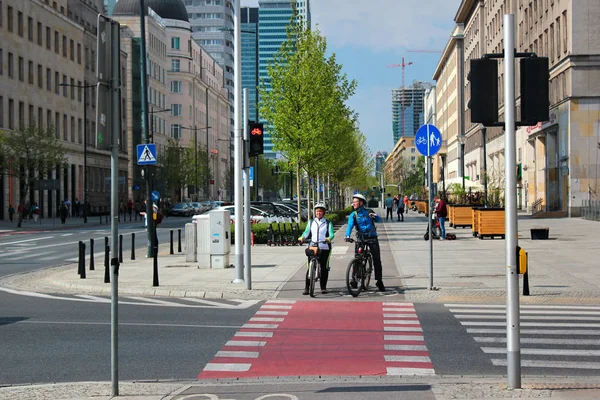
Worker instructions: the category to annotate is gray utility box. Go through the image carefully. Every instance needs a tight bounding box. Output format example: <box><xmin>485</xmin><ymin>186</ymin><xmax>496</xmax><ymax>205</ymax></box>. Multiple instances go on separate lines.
<box><xmin>185</xmin><ymin>222</ymin><xmax>196</xmax><ymax>262</ymax></box>
<box><xmin>192</xmin><ymin>210</ymin><xmax>231</xmax><ymax>268</ymax></box>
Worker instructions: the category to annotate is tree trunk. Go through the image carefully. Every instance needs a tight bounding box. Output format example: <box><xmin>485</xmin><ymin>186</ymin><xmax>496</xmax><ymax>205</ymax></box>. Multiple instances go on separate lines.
<box><xmin>296</xmin><ymin>161</ymin><xmax>302</xmax><ymax>222</ymax></box>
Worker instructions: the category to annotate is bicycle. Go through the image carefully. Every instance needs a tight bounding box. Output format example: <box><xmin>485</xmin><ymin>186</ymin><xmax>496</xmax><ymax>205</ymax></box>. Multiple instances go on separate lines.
<box><xmin>344</xmin><ymin>235</ymin><xmax>374</xmax><ymax>297</ymax></box>
<box><xmin>301</xmin><ymin>240</ymin><xmax>328</xmax><ymax>297</ymax></box>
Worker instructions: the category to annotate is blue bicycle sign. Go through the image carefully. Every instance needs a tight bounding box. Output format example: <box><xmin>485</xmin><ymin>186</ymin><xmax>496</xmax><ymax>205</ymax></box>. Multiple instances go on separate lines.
<box><xmin>415</xmin><ymin>124</ymin><xmax>443</xmax><ymax>157</ymax></box>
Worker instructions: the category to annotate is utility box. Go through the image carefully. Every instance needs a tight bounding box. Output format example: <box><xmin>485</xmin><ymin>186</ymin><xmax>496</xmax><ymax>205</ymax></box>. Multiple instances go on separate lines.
<box><xmin>209</xmin><ymin>209</ymin><xmax>231</xmax><ymax>269</ymax></box>
<box><xmin>185</xmin><ymin>223</ymin><xmax>196</xmax><ymax>262</ymax></box>
<box><xmin>193</xmin><ymin>214</ymin><xmax>210</xmax><ymax>268</ymax></box>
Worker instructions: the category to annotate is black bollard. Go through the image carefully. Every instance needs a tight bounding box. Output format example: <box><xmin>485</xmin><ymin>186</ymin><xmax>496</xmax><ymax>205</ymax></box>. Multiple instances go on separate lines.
<box><xmin>104</xmin><ymin>245</ymin><xmax>110</xmax><ymax>283</ymax></box>
<box><xmin>152</xmin><ymin>244</ymin><xmax>159</xmax><ymax>287</ymax></box>
<box><xmin>105</xmin><ymin>236</ymin><xmax>109</xmax><ymax>249</ymax></box>
<box><xmin>170</xmin><ymin>229</ymin><xmax>174</xmax><ymax>255</ymax></box>
<box><xmin>119</xmin><ymin>234</ymin><xmax>124</xmax><ymax>261</ymax></box>
<box><xmin>131</xmin><ymin>232</ymin><xmax>135</xmax><ymax>260</ymax></box>
<box><xmin>99</xmin><ymin>215</ymin><xmax>102</xmax><ymax>225</ymax></box>
<box><xmin>90</xmin><ymin>238</ymin><xmax>95</xmax><ymax>271</ymax></box>
<box><xmin>523</xmin><ymin>269</ymin><xmax>530</xmax><ymax>296</ymax></box>
<box><xmin>78</xmin><ymin>241</ymin><xmax>86</xmax><ymax>278</ymax></box>
<box><xmin>178</xmin><ymin>228</ymin><xmax>182</xmax><ymax>253</ymax></box>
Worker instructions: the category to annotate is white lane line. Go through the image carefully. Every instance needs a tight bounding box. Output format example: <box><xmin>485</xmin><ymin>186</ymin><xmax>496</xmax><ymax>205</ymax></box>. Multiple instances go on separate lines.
<box><xmin>182</xmin><ymin>298</ymin><xmax>258</xmax><ymax>308</ymax></box>
<box><xmin>255</xmin><ymin>311</ymin><xmax>288</xmax><ymax>316</ymax></box>
<box><xmin>126</xmin><ymin>296</ymin><xmax>182</xmax><ymax>305</ymax></box>
<box><xmin>383</xmin><ymin>308</ymin><xmax>415</xmax><ymax>313</ymax></box>
<box><xmin>265</xmin><ymin>300</ymin><xmax>296</xmax><ymax>304</ymax></box>
<box><xmin>474</xmin><ymin>337</ymin><xmax>600</xmax><ymax>345</ymax></box>
<box><xmin>491</xmin><ymin>359</ymin><xmax>600</xmax><ymax>370</ymax></box>
<box><xmin>467</xmin><ymin>328</ymin><xmax>600</xmax><ymax>335</ymax></box>
<box><xmin>451</xmin><ymin>309</ymin><xmax>600</xmax><ymax>316</ymax></box>
<box><xmin>383</xmin><ymin>314</ymin><xmax>417</xmax><ymax>318</ymax></box>
<box><xmin>384</xmin><ymin>326</ymin><xmax>423</xmax><ymax>332</ymax></box>
<box><xmin>0</xmin><ymin>236</ymin><xmax>54</xmax><ymax>246</ymax></box>
<box><xmin>203</xmin><ymin>363</ymin><xmax>252</xmax><ymax>372</ymax></box>
<box><xmin>225</xmin><ymin>340</ymin><xmax>266</xmax><ymax>347</ymax></box>
<box><xmin>383</xmin><ymin>302</ymin><xmax>414</xmax><ymax>307</ymax></box>
<box><xmin>249</xmin><ymin>317</ymin><xmax>284</xmax><ymax>322</ymax></box>
<box><xmin>461</xmin><ymin>321</ymin><xmax>600</xmax><ymax>328</ymax></box>
<box><xmin>384</xmin><ymin>335</ymin><xmax>424</xmax><ymax>341</ymax></box>
<box><xmin>260</xmin><ymin>305</ymin><xmax>292</xmax><ymax>310</ymax></box>
<box><xmin>385</xmin><ymin>355</ymin><xmax>431</xmax><ymax>363</ymax></box>
<box><xmin>12</xmin><ymin>320</ymin><xmax>241</xmax><ymax>329</ymax></box>
<box><xmin>482</xmin><ymin>347</ymin><xmax>600</xmax><ymax>356</ymax></box>
<box><xmin>242</xmin><ymin>324</ymin><xmax>278</xmax><ymax>329</ymax></box>
<box><xmin>61</xmin><ymin>233</ymin><xmax>74</xmax><ymax>237</ymax></box>
<box><xmin>216</xmin><ymin>351</ymin><xmax>259</xmax><ymax>358</ymax></box>
<box><xmin>455</xmin><ymin>314</ymin><xmax>600</xmax><ymax>321</ymax></box>
<box><xmin>384</xmin><ymin>345</ymin><xmax>428</xmax><ymax>351</ymax></box>
<box><xmin>235</xmin><ymin>332</ymin><xmax>273</xmax><ymax>338</ymax></box>
<box><xmin>384</xmin><ymin>320</ymin><xmax>421</xmax><ymax>325</ymax></box>
<box><xmin>446</xmin><ymin>304</ymin><xmax>600</xmax><ymax>310</ymax></box>
<box><xmin>386</xmin><ymin>367</ymin><xmax>435</xmax><ymax>375</ymax></box>
<box><xmin>6</xmin><ymin>250</ymin><xmax>60</xmax><ymax>260</ymax></box>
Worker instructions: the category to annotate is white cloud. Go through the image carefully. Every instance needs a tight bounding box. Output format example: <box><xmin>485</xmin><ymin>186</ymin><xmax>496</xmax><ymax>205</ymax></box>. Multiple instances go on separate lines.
<box><xmin>312</xmin><ymin>0</ymin><xmax>461</xmax><ymax>52</ymax></box>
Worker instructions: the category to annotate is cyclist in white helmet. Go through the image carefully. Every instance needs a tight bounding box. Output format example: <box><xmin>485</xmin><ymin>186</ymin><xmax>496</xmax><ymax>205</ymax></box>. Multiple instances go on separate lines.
<box><xmin>345</xmin><ymin>193</ymin><xmax>385</xmax><ymax>292</ymax></box>
<box><xmin>298</xmin><ymin>203</ymin><xmax>335</xmax><ymax>295</ymax></box>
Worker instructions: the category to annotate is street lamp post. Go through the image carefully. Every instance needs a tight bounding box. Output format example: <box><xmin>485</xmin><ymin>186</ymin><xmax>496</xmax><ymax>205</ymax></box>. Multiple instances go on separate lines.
<box><xmin>60</xmin><ymin>81</ymin><xmax>95</xmax><ymax>223</ymax></box>
<box><xmin>457</xmin><ymin>134</ymin><xmax>466</xmax><ymax>190</ymax></box>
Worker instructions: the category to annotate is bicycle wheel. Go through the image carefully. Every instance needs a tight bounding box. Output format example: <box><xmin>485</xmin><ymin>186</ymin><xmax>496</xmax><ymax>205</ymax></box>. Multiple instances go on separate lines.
<box><xmin>309</xmin><ymin>258</ymin><xmax>318</xmax><ymax>297</ymax></box>
<box><xmin>346</xmin><ymin>259</ymin><xmax>363</xmax><ymax>297</ymax></box>
<box><xmin>362</xmin><ymin>254</ymin><xmax>373</xmax><ymax>291</ymax></box>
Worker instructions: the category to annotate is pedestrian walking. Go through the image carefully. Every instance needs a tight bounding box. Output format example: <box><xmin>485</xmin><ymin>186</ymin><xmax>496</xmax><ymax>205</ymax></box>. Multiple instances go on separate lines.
<box><xmin>8</xmin><ymin>204</ymin><xmax>15</xmax><ymax>222</ymax></box>
<box><xmin>59</xmin><ymin>202</ymin><xmax>68</xmax><ymax>224</ymax></box>
<box><xmin>384</xmin><ymin>193</ymin><xmax>394</xmax><ymax>221</ymax></box>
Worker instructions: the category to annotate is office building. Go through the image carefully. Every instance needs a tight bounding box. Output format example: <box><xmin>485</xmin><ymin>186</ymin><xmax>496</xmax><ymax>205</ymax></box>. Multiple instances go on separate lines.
<box><xmin>391</xmin><ymin>81</ymin><xmax>431</xmax><ymax>143</ymax></box>
<box><xmin>241</xmin><ymin>6</ymin><xmax>258</xmax><ymax>123</ymax></box>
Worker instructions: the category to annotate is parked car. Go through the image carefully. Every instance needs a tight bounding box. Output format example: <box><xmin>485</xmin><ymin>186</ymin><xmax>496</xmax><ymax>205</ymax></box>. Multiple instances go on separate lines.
<box><xmin>195</xmin><ymin>205</ymin><xmax>282</xmax><ymax>224</ymax></box>
<box><xmin>191</xmin><ymin>202</ymin><xmax>211</xmax><ymax>215</ymax></box>
<box><xmin>168</xmin><ymin>202</ymin><xmax>193</xmax><ymax>217</ymax></box>
<box><xmin>276</xmin><ymin>202</ymin><xmax>308</xmax><ymax>221</ymax></box>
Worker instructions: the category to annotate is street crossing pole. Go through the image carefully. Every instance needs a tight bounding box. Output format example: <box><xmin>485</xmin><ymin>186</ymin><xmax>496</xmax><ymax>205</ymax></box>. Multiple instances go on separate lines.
<box><xmin>233</xmin><ymin>0</ymin><xmax>244</xmax><ymax>284</ymax></box>
<box><xmin>504</xmin><ymin>13</ymin><xmax>521</xmax><ymax>389</ymax></box>
<box><xmin>243</xmin><ymin>88</ymin><xmax>252</xmax><ymax>289</ymax></box>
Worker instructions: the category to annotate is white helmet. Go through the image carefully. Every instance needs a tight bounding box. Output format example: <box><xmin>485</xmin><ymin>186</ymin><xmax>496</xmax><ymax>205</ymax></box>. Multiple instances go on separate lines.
<box><xmin>353</xmin><ymin>193</ymin><xmax>367</xmax><ymax>203</ymax></box>
<box><xmin>314</xmin><ymin>203</ymin><xmax>327</xmax><ymax>211</ymax></box>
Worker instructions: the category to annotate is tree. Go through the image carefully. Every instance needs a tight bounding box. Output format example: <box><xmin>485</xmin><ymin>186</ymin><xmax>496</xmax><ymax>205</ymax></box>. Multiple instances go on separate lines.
<box><xmin>402</xmin><ymin>156</ymin><xmax>426</xmax><ymax>198</ymax></box>
<box><xmin>0</xmin><ymin>124</ymin><xmax>67</xmax><ymax>227</ymax></box>
<box><xmin>158</xmin><ymin>139</ymin><xmax>187</xmax><ymax>201</ymax></box>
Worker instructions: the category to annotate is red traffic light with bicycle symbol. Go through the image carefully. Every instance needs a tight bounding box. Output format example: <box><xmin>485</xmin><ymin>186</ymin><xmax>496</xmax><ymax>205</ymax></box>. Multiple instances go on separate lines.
<box><xmin>248</xmin><ymin>121</ymin><xmax>264</xmax><ymax>157</ymax></box>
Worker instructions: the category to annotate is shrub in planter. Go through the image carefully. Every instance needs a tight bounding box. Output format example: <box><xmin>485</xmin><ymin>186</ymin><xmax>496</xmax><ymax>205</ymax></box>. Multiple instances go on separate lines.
<box><xmin>230</xmin><ymin>221</ymin><xmax>308</xmax><ymax>244</ymax></box>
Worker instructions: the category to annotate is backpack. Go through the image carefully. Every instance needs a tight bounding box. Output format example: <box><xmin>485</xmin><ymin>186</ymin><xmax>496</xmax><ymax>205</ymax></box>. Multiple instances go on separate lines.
<box><xmin>352</xmin><ymin>209</ymin><xmax>377</xmax><ymax>235</ymax></box>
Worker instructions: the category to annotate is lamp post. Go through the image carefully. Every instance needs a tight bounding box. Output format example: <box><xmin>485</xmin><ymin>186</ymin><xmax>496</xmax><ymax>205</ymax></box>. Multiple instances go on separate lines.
<box><xmin>482</xmin><ymin>126</ymin><xmax>488</xmax><ymax>207</ymax></box>
<box><xmin>181</xmin><ymin>126</ymin><xmax>211</xmax><ymax>200</ymax></box>
<box><xmin>457</xmin><ymin>134</ymin><xmax>466</xmax><ymax>190</ymax></box>
<box><xmin>60</xmin><ymin>81</ymin><xmax>95</xmax><ymax>223</ymax></box>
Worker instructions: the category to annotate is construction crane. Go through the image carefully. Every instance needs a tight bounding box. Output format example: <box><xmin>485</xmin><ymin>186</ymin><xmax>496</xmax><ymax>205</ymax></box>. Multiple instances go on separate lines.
<box><xmin>388</xmin><ymin>57</ymin><xmax>413</xmax><ymax>139</ymax></box>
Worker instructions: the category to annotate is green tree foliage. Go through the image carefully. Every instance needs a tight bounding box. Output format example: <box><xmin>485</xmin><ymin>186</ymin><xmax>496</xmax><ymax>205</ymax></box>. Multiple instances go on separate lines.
<box><xmin>402</xmin><ymin>155</ymin><xmax>426</xmax><ymax>198</ymax></box>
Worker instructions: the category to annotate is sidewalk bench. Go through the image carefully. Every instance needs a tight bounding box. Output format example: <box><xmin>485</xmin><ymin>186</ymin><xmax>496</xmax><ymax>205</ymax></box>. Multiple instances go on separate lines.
<box><xmin>531</xmin><ymin>227</ymin><xmax>550</xmax><ymax>240</ymax></box>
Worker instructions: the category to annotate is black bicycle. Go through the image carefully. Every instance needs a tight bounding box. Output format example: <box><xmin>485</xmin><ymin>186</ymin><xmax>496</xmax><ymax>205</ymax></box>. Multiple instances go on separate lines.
<box><xmin>345</xmin><ymin>235</ymin><xmax>374</xmax><ymax>297</ymax></box>
<box><xmin>302</xmin><ymin>240</ymin><xmax>327</xmax><ymax>297</ymax></box>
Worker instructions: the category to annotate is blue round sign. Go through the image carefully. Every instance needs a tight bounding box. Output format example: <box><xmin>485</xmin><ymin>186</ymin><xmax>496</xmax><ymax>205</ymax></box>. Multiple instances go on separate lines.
<box><xmin>151</xmin><ymin>190</ymin><xmax>160</xmax><ymax>202</ymax></box>
<box><xmin>415</xmin><ymin>124</ymin><xmax>443</xmax><ymax>157</ymax></box>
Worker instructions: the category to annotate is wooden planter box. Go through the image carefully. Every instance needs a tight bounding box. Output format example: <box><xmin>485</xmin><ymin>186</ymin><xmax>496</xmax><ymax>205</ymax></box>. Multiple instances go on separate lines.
<box><xmin>417</xmin><ymin>200</ymin><xmax>428</xmax><ymax>214</ymax></box>
<box><xmin>477</xmin><ymin>208</ymin><xmax>505</xmax><ymax>239</ymax></box>
<box><xmin>451</xmin><ymin>204</ymin><xmax>473</xmax><ymax>228</ymax></box>
<box><xmin>448</xmin><ymin>205</ymin><xmax>455</xmax><ymax>226</ymax></box>
<box><xmin>472</xmin><ymin>207</ymin><xmax>481</xmax><ymax>236</ymax></box>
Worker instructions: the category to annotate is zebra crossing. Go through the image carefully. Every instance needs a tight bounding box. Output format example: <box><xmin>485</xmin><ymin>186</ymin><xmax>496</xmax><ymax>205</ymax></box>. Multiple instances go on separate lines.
<box><xmin>446</xmin><ymin>303</ymin><xmax>600</xmax><ymax>372</ymax></box>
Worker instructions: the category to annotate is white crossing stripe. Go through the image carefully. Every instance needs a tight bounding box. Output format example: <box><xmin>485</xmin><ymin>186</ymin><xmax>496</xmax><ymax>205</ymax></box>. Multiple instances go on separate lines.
<box><xmin>260</xmin><ymin>305</ymin><xmax>292</xmax><ymax>310</ymax></box>
<box><xmin>385</xmin><ymin>355</ymin><xmax>431</xmax><ymax>362</ymax></box>
<box><xmin>384</xmin><ymin>326</ymin><xmax>423</xmax><ymax>332</ymax></box>
<box><xmin>482</xmin><ymin>347</ymin><xmax>600</xmax><ymax>356</ymax></box>
<box><xmin>225</xmin><ymin>340</ymin><xmax>266</xmax><ymax>347</ymax></box>
<box><xmin>255</xmin><ymin>310</ymin><xmax>288</xmax><ymax>315</ymax></box>
<box><xmin>384</xmin><ymin>345</ymin><xmax>428</xmax><ymax>351</ymax></box>
<box><xmin>383</xmin><ymin>314</ymin><xmax>417</xmax><ymax>318</ymax></box>
<box><xmin>242</xmin><ymin>323</ymin><xmax>278</xmax><ymax>329</ymax></box>
<box><xmin>446</xmin><ymin>304</ymin><xmax>600</xmax><ymax>310</ymax></box>
<box><xmin>384</xmin><ymin>320</ymin><xmax>421</xmax><ymax>325</ymax></box>
<box><xmin>456</xmin><ymin>314</ymin><xmax>600</xmax><ymax>321</ymax></box>
<box><xmin>265</xmin><ymin>300</ymin><xmax>296</xmax><ymax>304</ymax></box>
<box><xmin>491</xmin><ymin>359</ymin><xmax>600</xmax><ymax>370</ymax></box>
<box><xmin>249</xmin><ymin>317</ymin><xmax>284</xmax><ymax>322</ymax></box>
<box><xmin>383</xmin><ymin>308</ymin><xmax>416</xmax><ymax>313</ymax></box>
<box><xmin>216</xmin><ymin>351</ymin><xmax>259</xmax><ymax>358</ymax></box>
<box><xmin>384</xmin><ymin>335</ymin><xmax>424</xmax><ymax>341</ymax></box>
<box><xmin>203</xmin><ymin>363</ymin><xmax>252</xmax><ymax>372</ymax></box>
<box><xmin>461</xmin><ymin>321</ymin><xmax>600</xmax><ymax>328</ymax></box>
<box><xmin>474</xmin><ymin>337</ymin><xmax>600</xmax><ymax>345</ymax></box>
<box><xmin>467</xmin><ymin>328</ymin><xmax>600</xmax><ymax>335</ymax></box>
<box><xmin>383</xmin><ymin>302</ymin><xmax>415</xmax><ymax>307</ymax></box>
<box><xmin>235</xmin><ymin>331</ymin><xmax>273</xmax><ymax>338</ymax></box>
<box><xmin>451</xmin><ymin>309</ymin><xmax>600</xmax><ymax>316</ymax></box>
<box><xmin>387</xmin><ymin>367</ymin><xmax>435</xmax><ymax>375</ymax></box>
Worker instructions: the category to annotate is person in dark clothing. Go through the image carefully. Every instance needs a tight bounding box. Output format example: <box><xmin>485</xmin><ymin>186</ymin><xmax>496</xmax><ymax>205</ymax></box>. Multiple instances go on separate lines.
<box><xmin>396</xmin><ymin>195</ymin><xmax>404</xmax><ymax>221</ymax></box>
<box><xmin>384</xmin><ymin>193</ymin><xmax>394</xmax><ymax>221</ymax></box>
<box><xmin>8</xmin><ymin>204</ymin><xmax>15</xmax><ymax>222</ymax></box>
<box><xmin>434</xmin><ymin>195</ymin><xmax>448</xmax><ymax>240</ymax></box>
<box><xmin>59</xmin><ymin>202</ymin><xmax>68</xmax><ymax>224</ymax></box>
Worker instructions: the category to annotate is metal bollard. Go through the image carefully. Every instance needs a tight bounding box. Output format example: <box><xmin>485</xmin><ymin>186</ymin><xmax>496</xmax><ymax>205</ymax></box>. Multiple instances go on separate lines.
<box><xmin>152</xmin><ymin>243</ymin><xmax>159</xmax><ymax>287</ymax></box>
<box><xmin>178</xmin><ymin>228</ymin><xmax>182</xmax><ymax>253</ymax></box>
<box><xmin>100</xmin><ymin>215</ymin><xmax>102</xmax><ymax>225</ymax></box>
<box><xmin>131</xmin><ymin>232</ymin><xmax>135</xmax><ymax>260</ymax></box>
<box><xmin>104</xmin><ymin>245</ymin><xmax>110</xmax><ymax>283</ymax></box>
<box><xmin>119</xmin><ymin>234</ymin><xmax>123</xmax><ymax>263</ymax></box>
<box><xmin>170</xmin><ymin>229</ymin><xmax>174</xmax><ymax>255</ymax></box>
<box><xmin>90</xmin><ymin>238</ymin><xmax>95</xmax><ymax>271</ymax></box>
<box><xmin>78</xmin><ymin>241</ymin><xmax>86</xmax><ymax>278</ymax></box>
<box><xmin>105</xmin><ymin>236</ymin><xmax>109</xmax><ymax>249</ymax></box>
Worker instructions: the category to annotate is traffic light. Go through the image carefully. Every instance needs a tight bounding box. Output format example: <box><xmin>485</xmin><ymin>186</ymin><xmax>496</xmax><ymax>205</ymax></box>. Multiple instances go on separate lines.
<box><xmin>468</xmin><ymin>58</ymin><xmax>499</xmax><ymax>125</ymax></box>
<box><xmin>520</xmin><ymin>57</ymin><xmax>549</xmax><ymax>124</ymax></box>
<box><xmin>248</xmin><ymin>122</ymin><xmax>264</xmax><ymax>157</ymax></box>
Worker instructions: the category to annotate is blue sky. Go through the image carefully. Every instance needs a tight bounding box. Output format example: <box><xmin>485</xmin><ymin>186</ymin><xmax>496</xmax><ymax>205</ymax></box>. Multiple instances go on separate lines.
<box><xmin>242</xmin><ymin>0</ymin><xmax>462</xmax><ymax>154</ymax></box>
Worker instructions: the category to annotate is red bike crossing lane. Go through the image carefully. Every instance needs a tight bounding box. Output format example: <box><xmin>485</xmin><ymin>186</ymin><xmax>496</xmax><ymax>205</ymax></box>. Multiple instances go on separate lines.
<box><xmin>199</xmin><ymin>300</ymin><xmax>434</xmax><ymax>378</ymax></box>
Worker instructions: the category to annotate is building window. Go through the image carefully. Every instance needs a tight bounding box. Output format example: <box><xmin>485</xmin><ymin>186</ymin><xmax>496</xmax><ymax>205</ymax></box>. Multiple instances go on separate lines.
<box><xmin>171</xmin><ymin>59</ymin><xmax>180</xmax><ymax>72</ymax></box>
<box><xmin>17</xmin><ymin>11</ymin><xmax>23</xmax><ymax>36</ymax></box>
<box><xmin>37</xmin><ymin>64</ymin><xmax>42</xmax><ymax>88</ymax></box>
<box><xmin>562</xmin><ymin>11</ymin><xmax>567</xmax><ymax>53</ymax></box>
<box><xmin>46</xmin><ymin>27</ymin><xmax>51</xmax><ymax>49</ymax></box>
<box><xmin>55</xmin><ymin>71</ymin><xmax>59</xmax><ymax>93</ymax></box>
<box><xmin>0</xmin><ymin>96</ymin><xmax>3</xmax><ymax>128</ymax></box>
<box><xmin>47</xmin><ymin>109</ymin><xmax>51</xmax><ymax>131</ymax></box>
<box><xmin>63</xmin><ymin>114</ymin><xmax>67</xmax><ymax>140</ymax></box>
<box><xmin>37</xmin><ymin>21</ymin><xmax>42</xmax><ymax>45</ymax></box>
<box><xmin>70</xmin><ymin>78</ymin><xmax>75</xmax><ymax>99</ymax></box>
<box><xmin>18</xmin><ymin>56</ymin><xmax>24</xmax><ymax>81</ymax></box>
<box><xmin>170</xmin><ymin>124</ymin><xmax>181</xmax><ymax>139</ymax></box>
<box><xmin>27</xmin><ymin>16</ymin><xmax>33</xmax><ymax>41</ymax></box>
<box><xmin>46</xmin><ymin>68</ymin><xmax>51</xmax><ymax>91</ymax></box>
<box><xmin>78</xmin><ymin>118</ymin><xmax>82</xmax><ymax>143</ymax></box>
<box><xmin>71</xmin><ymin>116</ymin><xmax>75</xmax><ymax>142</ymax></box>
<box><xmin>62</xmin><ymin>35</ymin><xmax>67</xmax><ymax>57</ymax></box>
<box><xmin>28</xmin><ymin>60</ymin><xmax>33</xmax><ymax>84</ymax></box>
<box><xmin>171</xmin><ymin>37</ymin><xmax>180</xmax><ymax>49</ymax></box>
<box><xmin>170</xmin><ymin>80</ymin><xmax>182</xmax><ymax>93</ymax></box>
<box><xmin>7</xmin><ymin>52</ymin><xmax>13</xmax><ymax>78</ymax></box>
<box><xmin>62</xmin><ymin>75</ymin><xmax>67</xmax><ymax>96</ymax></box>
<box><xmin>18</xmin><ymin>101</ymin><xmax>24</xmax><ymax>129</ymax></box>
<box><xmin>54</xmin><ymin>31</ymin><xmax>59</xmax><ymax>53</ymax></box>
<box><xmin>8</xmin><ymin>99</ymin><xmax>14</xmax><ymax>129</ymax></box>
<box><xmin>7</xmin><ymin>6</ymin><xmax>12</xmax><ymax>32</ymax></box>
<box><xmin>171</xmin><ymin>104</ymin><xmax>182</xmax><ymax>116</ymax></box>
<box><xmin>70</xmin><ymin>39</ymin><xmax>74</xmax><ymax>61</ymax></box>
<box><xmin>55</xmin><ymin>112</ymin><xmax>60</xmax><ymax>138</ymax></box>
<box><xmin>0</xmin><ymin>49</ymin><xmax>3</xmax><ymax>76</ymax></box>
<box><xmin>77</xmin><ymin>43</ymin><xmax>81</xmax><ymax>64</ymax></box>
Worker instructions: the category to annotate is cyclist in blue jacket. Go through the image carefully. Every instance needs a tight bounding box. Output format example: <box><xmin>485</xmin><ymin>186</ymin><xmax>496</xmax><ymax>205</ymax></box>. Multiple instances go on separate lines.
<box><xmin>344</xmin><ymin>193</ymin><xmax>385</xmax><ymax>292</ymax></box>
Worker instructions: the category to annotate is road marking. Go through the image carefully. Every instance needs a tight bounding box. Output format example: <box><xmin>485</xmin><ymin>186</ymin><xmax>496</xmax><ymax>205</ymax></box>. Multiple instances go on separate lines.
<box><xmin>383</xmin><ymin>314</ymin><xmax>417</xmax><ymax>318</ymax></box>
<box><xmin>451</xmin><ymin>309</ymin><xmax>600</xmax><ymax>316</ymax></box>
<box><xmin>474</xmin><ymin>337</ymin><xmax>600</xmax><ymax>345</ymax></box>
<box><xmin>456</xmin><ymin>314</ymin><xmax>600</xmax><ymax>321</ymax></box>
<box><xmin>482</xmin><ymin>347</ymin><xmax>600</xmax><ymax>356</ymax></box>
<box><xmin>386</xmin><ymin>367</ymin><xmax>435</xmax><ymax>375</ymax></box>
<box><xmin>384</xmin><ymin>320</ymin><xmax>421</xmax><ymax>325</ymax></box>
<box><xmin>265</xmin><ymin>300</ymin><xmax>295</xmax><ymax>304</ymax></box>
<box><xmin>216</xmin><ymin>351</ymin><xmax>259</xmax><ymax>358</ymax></box>
<box><xmin>385</xmin><ymin>355</ymin><xmax>431</xmax><ymax>362</ymax></box>
<box><xmin>382</xmin><ymin>308</ymin><xmax>415</xmax><ymax>313</ymax></box>
<box><xmin>249</xmin><ymin>317</ymin><xmax>284</xmax><ymax>322</ymax></box>
<box><xmin>491</xmin><ymin>359</ymin><xmax>600</xmax><ymax>369</ymax></box>
<box><xmin>260</xmin><ymin>305</ymin><xmax>292</xmax><ymax>310</ymax></box>
<box><xmin>461</xmin><ymin>321</ymin><xmax>600</xmax><ymax>328</ymax></box>
<box><xmin>13</xmin><ymin>320</ymin><xmax>241</xmax><ymax>329</ymax></box>
<box><xmin>467</xmin><ymin>328</ymin><xmax>600</xmax><ymax>335</ymax></box>
<box><xmin>383</xmin><ymin>302</ymin><xmax>415</xmax><ymax>307</ymax></box>
<box><xmin>446</xmin><ymin>304</ymin><xmax>600</xmax><ymax>310</ymax></box>
<box><xmin>384</xmin><ymin>326</ymin><xmax>423</xmax><ymax>332</ymax></box>
<box><xmin>234</xmin><ymin>332</ymin><xmax>273</xmax><ymax>338</ymax></box>
<box><xmin>0</xmin><ymin>236</ymin><xmax>54</xmax><ymax>246</ymax></box>
<box><xmin>255</xmin><ymin>310</ymin><xmax>288</xmax><ymax>315</ymax></box>
<box><xmin>384</xmin><ymin>335</ymin><xmax>424</xmax><ymax>341</ymax></box>
<box><xmin>203</xmin><ymin>363</ymin><xmax>251</xmax><ymax>372</ymax></box>
<box><xmin>225</xmin><ymin>340</ymin><xmax>267</xmax><ymax>347</ymax></box>
<box><xmin>242</xmin><ymin>323</ymin><xmax>279</xmax><ymax>329</ymax></box>
<box><xmin>384</xmin><ymin>345</ymin><xmax>428</xmax><ymax>351</ymax></box>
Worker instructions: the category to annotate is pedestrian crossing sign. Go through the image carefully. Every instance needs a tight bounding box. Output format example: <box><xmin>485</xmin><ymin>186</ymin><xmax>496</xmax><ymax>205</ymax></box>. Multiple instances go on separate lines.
<box><xmin>137</xmin><ymin>144</ymin><xmax>157</xmax><ymax>165</ymax></box>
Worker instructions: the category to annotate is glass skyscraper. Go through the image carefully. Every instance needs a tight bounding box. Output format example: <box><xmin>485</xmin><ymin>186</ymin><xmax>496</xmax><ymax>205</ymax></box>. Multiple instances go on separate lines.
<box><xmin>104</xmin><ymin>0</ymin><xmax>117</xmax><ymax>15</ymax></box>
<box><xmin>241</xmin><ymin>7</ymin><xmax>259</xmax><ymax>124</ymax></box>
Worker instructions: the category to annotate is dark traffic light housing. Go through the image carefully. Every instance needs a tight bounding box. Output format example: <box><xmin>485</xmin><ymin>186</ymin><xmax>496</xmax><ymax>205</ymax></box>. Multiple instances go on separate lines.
<box><xmin>520</xmin><ymin>57</ymin><xmax>550</xmax><ymax>125</ymax></box>
<box><xmin>468</xmin><ymin>58</ymin><xmax>499</xmax><ymax>125</ymax></box>
<box><xmin>248</xmin><ymin>121</ymin><xmax>264</xmax><ymax>157</ymax></box>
